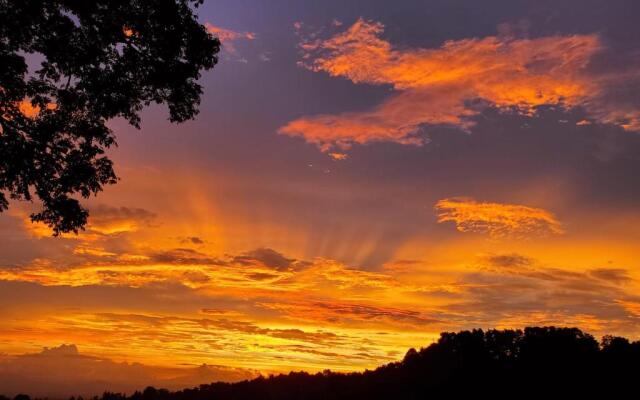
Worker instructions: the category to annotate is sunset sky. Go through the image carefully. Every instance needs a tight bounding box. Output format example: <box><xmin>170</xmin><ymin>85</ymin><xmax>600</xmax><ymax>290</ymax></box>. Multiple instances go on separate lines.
<box><xmin>2</xmin><ymin>0</ymin><xmax>640</xmax><ymax>396</ymax></box>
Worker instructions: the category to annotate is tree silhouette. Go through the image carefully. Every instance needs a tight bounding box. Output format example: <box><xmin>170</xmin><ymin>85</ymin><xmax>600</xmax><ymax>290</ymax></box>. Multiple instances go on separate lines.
<box><xmin>4</xmin><ymin>326</ymin><xmax>637</xmax><ymax>400</ymax></box>
<box><xmin>0</xmin><ymin>0</ymin><xmax>220</xmax><ymax>234</ymax></box>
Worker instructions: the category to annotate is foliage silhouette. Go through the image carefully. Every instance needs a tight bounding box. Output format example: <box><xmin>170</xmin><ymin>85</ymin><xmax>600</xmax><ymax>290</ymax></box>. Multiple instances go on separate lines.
<box><xmin>0</xmin><ymin>0</ymin><xmax>219</xmax><ymax>234</ymax></box>
<box><xmin>5</xmin><ymin>327</ymin><xmax>639</xmax><ymax>399</ymax></box>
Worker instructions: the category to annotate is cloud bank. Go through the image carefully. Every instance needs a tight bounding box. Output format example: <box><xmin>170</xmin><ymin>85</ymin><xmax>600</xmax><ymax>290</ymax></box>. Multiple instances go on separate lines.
<box><xmin>0</xmin><ymin>344</ymin><xmax>257</xmax><ymax>398</ymax></box>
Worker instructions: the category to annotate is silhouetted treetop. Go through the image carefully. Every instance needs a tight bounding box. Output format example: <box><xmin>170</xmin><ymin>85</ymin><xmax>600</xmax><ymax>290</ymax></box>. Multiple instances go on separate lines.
<box><xmin>0</xmin><ymin>0</ymin><xmax>220</xmax><ymax>234</ymax></box>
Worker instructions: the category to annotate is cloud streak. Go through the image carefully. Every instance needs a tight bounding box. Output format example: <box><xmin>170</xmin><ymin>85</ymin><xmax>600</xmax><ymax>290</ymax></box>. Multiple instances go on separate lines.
<box><xmin>281</xmin><ymin>18</ymin><xmax>640</xmax><ymax>153</ymax></box>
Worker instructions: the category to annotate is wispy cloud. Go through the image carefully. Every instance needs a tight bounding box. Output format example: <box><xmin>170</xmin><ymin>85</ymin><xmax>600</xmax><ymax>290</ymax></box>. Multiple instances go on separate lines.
<box><xmin>281</xmin><ymin>18</ymin><xmax>640</xmax><ymax>153</ymax></box>
<box><xmin>205</xmin><ymin>22</ymin><xmax>256</xmax><ymax>56</ymax></box>
<box><xmin>435</xmin><ymin>197</ymin><xmax>564</xmax><ymax>238</ymax></box>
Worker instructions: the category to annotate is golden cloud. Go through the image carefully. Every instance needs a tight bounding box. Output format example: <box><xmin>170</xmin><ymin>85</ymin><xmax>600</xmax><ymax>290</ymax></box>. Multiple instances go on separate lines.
<box><xmin>435</xmin><ymin>197</ymin><xmax>564</xmax><ymax>238</ymax></box>
<box><xmin>281</xmin><ymin>18</ymin><xmax>640</xmax><ymax>153</ymax></box>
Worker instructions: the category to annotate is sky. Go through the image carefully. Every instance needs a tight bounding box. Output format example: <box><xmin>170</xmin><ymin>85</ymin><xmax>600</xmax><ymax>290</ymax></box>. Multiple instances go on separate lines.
<box><xmin>2</xmin><ymin>0</ymin><xmax>640</xmax><ymax>396</ymax></box>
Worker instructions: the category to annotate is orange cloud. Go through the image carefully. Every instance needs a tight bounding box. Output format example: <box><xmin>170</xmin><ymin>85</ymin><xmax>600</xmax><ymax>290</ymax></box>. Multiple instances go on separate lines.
<box><xmin>281</xmin><ymin>18</ymin><xmax>640</xmax><ymax>153</ymax></box>
<box><xmin>205</xmin><ymin>22</ymin><xmax>255</xmax><ymax>55</ymax></box>
<box><xmin>328</xmin><ymin>152</ymin><xmax>348</xmax><ymax>160</ymax></box>
<box><xmin>18</xmin><ymin>99</ymin><xmax>57</xmax><ymax>119</ymax></box>
<box><xmin>435</xmin><ymin>197</ymin><xmax>564</xmax><ymax>238</ymax></box>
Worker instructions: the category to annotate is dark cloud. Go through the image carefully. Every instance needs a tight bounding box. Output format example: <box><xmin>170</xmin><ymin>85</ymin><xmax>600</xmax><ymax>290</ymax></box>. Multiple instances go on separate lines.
<box><xmin>0</xmin><ymin>344</ymin><xmax>257</xmax><ymax>398</ymax></box>
<box><xmin>246</xmin><ymin>272</ymin><xmax>280</xmax><ymax>281</ymax></box>
<box><xmin>233</xmin><ymin>248</ymin><xmax>298</xmax><ymax>271</ymax></box>
<box><xmin>188</xmin><ymin>236</ymin><xmax>205</xmax><ymax>244</ymax></box>
<box><xmin>485</xmin><ymin>253</ymin><xmax>535</xmax><ymax>268</ymax></box>
<box><xmin>178</xmin><ymin>236</ymin><xmax>206</xmax><ymax>245</ymax></box>
<box><xmin>149</xmin><ymin>248</ymin><xmax>225</xmax><ymax>265</ymax></box>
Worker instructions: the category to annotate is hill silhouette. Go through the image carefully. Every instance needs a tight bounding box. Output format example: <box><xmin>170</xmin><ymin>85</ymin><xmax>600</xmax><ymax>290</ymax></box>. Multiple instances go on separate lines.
<box><xmin>3</xmin><ymin>327</ymin><xmax>639</xmax><ymax>399</ymax></box>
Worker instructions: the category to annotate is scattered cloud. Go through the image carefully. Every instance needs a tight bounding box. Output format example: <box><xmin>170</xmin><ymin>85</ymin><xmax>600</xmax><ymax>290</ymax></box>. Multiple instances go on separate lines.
<box><xmin>180</xmin><ymin>236</ymin><xmax>205</xmax><ymax>245</ymax></box>
<box><xmin>281</xmin><ymin>18</ymin><xmax>640</xmax><ymax>153</ymax></box>
<box><xmin>435</xmin><ymin>197</ymin><xmax>564</xmax><ymax>238</ymax></box>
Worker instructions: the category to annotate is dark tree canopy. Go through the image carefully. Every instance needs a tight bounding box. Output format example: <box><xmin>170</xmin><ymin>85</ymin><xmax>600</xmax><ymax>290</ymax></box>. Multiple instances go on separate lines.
<box><xmin>0</xmin><ymin>0</ymin><xmax>220</xmax><ymax>234</ymax></box>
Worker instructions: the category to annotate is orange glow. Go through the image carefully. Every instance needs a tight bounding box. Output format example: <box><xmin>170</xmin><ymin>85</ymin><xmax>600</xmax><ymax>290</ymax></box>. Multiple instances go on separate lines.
<box><xmin>17</xmin><ymin>100</ymin><xmax>57</xmax><ymax>119</ymax></box>
<box><xmin>3</xmin><ymin>170</ymin><xmax>638</xmax><ymax>380</ymax></box>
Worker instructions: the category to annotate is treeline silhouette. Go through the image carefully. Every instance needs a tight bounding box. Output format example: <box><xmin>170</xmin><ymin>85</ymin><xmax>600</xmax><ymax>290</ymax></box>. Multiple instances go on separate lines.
<box><xmin>4</xmin><ymin>327</ymin><xmax>640</xmax><ymax>399</ymax></box>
